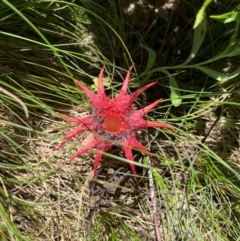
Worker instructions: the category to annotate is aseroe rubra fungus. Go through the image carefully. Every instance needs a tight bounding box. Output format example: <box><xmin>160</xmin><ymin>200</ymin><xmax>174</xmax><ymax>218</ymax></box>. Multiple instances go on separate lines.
<box><xmin>54</xmin><ymin>65</ymin><xmax>174</xmax><ymax>176</ymax></box>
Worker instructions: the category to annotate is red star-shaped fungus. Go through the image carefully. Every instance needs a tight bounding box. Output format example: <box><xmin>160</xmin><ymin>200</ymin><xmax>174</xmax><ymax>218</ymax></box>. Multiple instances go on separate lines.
<box><xmin>54</xmin><ymin>65</ymin><xmax>174</xmax><ymax>176</ymax></box>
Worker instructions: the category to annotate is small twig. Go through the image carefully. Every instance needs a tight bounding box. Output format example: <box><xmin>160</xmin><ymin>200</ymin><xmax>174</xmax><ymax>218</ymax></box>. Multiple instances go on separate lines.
<box><xmin>142</xmin><ymin>86</ymin><xmax>162</xmax><ymax>240</ymax></box>
<box><xmin>147</xmin><ymin>156</ymin><xmax>162</xmax><ymax>241</ymax></box>
<box><xmin>0</xmin><ymin>87</ymin><xmax>29</xmax><ymax>119</ymax></box>
<box><xmin>190</xmin><ymin>108</ymin><xmax>222</xmax><ymax>167</ymax></box>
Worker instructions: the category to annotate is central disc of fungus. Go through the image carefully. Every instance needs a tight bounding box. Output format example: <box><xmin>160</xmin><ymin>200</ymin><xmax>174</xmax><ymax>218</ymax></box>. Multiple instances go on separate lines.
<box><xmin>103</xmin><ymin>115</ymin><xmax>121</xmax><ymax>132</ymax></box>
